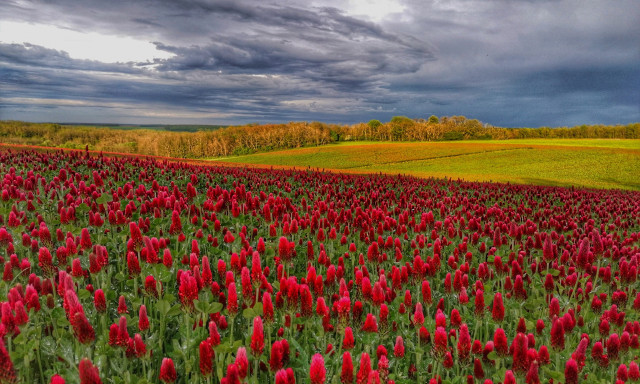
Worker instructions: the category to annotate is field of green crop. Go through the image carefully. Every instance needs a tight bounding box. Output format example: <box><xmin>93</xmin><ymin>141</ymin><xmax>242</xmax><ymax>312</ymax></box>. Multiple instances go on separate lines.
<box><xmin>211</xmin><ymin>139</ymin><xmax>640</xmax><ymax>190</ymax></box>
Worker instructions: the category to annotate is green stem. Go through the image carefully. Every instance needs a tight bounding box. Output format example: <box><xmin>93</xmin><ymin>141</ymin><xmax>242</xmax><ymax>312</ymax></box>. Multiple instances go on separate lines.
<box><xmin>74</xmin><ymin>337</ymin><xmax>80</xmax><ymax>364</ymax></box>
<box><xmin>24</xmin><ymin>355</ymin><xmax>32</xmax><ymax>384</ymax></box>
<box><xmin>568</xmin><ymin>272</ymin><xmax>580</xmax><ymax>302</ymax></box>
<box><xmin>266</xmin><ymin>323</ymin><xmax>272</xmax><ymax>356</ymax></box>
<box><xmin>592</xmin><ymin>257</ymin><xmax>602</xmax><ymax>293</ymax></box>
<box><xmin>100</xmin><ymin>315</ymin><xmax>107</xmax><ymax>339</ymax></box>
<box><xmin>122</xmin><ymin>349</ymin><xmax>130</xmax><ymax>384</ymax></box>
<box><xmin>185</xmin><ymin>312</ymin><xmax>192</xmax><ymax>378</ymax></box>
<box><xmin>1</xmin><ymin>283</ymin><xmax>7</xmax><ymax>306</ymax></box>
<box><xmin>253</xmin><ymin>357</ymin><xmax>259</xmax><ymax>384</ymax></box>
<box><xmin>483</xmin><ymin>321</ymin><xmax>488</xmax><ymax>345</ymax></box>
<box><xmin>431</xmin><ymin>354</ymin><xmax>438</xmax><ymax>382</ymax></box>
<box><xmin>229</xmin><ymin>316</ymin><xmax>235</xmax><ymax>345</ymax></box>
<box><xmin>37</xmin><ymin>347</ymin><xmax>45</xmax><ymax>383</ymax></box>
<box><xmin>50</xmin><ymin>276</ymin><xmax>56</xmax><ymax>303</ymax></box>
<box><xmin>159</xmin><ymin>315</ymin><xmax>166</xmax><ymax>355</ymax></box>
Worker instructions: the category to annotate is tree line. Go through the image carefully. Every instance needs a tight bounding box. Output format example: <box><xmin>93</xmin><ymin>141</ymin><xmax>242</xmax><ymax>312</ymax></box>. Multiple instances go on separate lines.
<box><xmin>0</xmin><ymin>117</ymin><xmax>638</xmax><ymax>159</ymax></box>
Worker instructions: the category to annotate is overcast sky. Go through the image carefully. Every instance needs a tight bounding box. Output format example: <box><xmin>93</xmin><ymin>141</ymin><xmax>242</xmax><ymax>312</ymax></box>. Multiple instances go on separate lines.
<box><xmin>0</xmin><ymin>0</ymin><xmax>638</xmax><ymax>127</ymax></box>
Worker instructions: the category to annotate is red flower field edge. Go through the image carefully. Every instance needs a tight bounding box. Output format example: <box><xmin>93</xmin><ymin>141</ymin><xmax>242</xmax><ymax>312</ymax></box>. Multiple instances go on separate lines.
<box><xmin>0</xmin><ymin>146</ymin><xmax>639</xmax><ymax>384</ymax></box>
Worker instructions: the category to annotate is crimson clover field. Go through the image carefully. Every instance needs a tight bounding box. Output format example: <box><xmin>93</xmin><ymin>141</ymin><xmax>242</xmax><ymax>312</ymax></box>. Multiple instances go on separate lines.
<box><xmin>0</xmin><ymin>147</ymin><xmax>639</xmax><ymax>384</ymax></box>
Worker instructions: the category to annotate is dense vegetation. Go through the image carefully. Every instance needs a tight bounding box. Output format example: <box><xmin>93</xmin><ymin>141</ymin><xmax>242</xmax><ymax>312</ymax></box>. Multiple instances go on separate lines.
<box><xmin>1</xmin><ymin>118</ymin><xmax>638</xmax><ymax>159</ymax></box>
<box><xmin>1</xmin><ymin>146</ymin><xmax>639</xmax><ymax>384</ymax></box>
<box><xmin>62</xmin><ymin>124</ymin><xmax>228</xmax><ymax>133</ymax></box>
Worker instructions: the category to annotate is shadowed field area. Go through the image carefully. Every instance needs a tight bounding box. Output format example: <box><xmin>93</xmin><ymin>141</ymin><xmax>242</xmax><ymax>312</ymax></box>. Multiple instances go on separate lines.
<box><xmin>211</xmin><ymin>139</ymin><xmax>640</xmax><ymax>190</ymax></box>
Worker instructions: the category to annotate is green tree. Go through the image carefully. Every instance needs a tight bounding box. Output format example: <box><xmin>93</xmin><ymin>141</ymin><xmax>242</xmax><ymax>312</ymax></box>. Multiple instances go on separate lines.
<box><xmin>390</xmin><ymin>116</ymin><xmax>413</xmax><ymax>124</ymax></box>
<box><xmin>367</xmin><ymin>120</ymin><xmax>382</xmax><ymax>140</ymax></box>
<box><xmin>428</xmin><ymin>115</ymin><xmax>439</xmax><ymax>124</ymax></box>
<box><xmin>329</xmin><ymin>128</ymin><xmax>340</xmax><ymax>142</ymax></box>
<box><xmin>368</xmin><ymin>120</ymin><xmax>382</xmax><ymax>130</ymax></box>
<box><xmin>389</xmin><ymin>116</ymin><xmax>414</xmax><ymax>141</ymax></box>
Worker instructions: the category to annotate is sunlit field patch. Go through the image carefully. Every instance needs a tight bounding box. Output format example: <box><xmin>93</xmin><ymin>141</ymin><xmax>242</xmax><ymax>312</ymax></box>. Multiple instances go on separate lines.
<box><xmin>214</xmin><ymin>140</ymin><xmax>640</xmax><ymax>190</ymax></box>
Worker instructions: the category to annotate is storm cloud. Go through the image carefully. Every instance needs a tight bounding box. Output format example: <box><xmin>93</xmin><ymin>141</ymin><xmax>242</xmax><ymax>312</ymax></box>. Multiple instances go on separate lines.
<box><xmin>0</xmin><ymin>0</ymin><xmax>638</xmax><ymax>126</ymax></box>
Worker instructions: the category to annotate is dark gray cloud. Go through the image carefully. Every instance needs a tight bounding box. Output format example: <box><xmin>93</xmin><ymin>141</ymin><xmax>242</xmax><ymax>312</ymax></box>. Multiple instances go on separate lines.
<box><xmin>0</xmin><ymin>43</ymin><xmax>145</xmax><ymax>73</ymax></box>
<box><xmin>0</xmin><ymin>0</ymin><xmax>638</xmax><ymax>126</ymax></box>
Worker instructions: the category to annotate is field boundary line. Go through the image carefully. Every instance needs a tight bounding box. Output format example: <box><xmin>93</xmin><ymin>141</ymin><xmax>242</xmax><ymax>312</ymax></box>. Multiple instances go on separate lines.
<box><xmin>341</xmin><ymin>147</ymin><xmax>534</xmax><ymax>169</ymax></box>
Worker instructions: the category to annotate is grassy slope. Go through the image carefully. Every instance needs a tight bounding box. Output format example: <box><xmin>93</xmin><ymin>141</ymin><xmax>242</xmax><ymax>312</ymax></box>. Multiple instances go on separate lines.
<box><xmin>210</xmin><ymin>139</ymin><xmax>640</xmax><ymax>190</ymax></box>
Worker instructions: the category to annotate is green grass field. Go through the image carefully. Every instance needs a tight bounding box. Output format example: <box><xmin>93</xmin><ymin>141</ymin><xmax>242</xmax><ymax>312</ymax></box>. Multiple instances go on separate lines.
<box><xmin>211</xmin><ymin>139</ymin><xmax>640</xmax><ymax>190</ymax></box>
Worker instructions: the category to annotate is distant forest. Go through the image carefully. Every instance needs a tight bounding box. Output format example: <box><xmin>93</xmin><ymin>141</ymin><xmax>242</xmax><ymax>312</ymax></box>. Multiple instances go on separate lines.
<box><xmin>0</xmin><ymin>117</ymin><xmax>638</xmax><ymax>158</ymax></box>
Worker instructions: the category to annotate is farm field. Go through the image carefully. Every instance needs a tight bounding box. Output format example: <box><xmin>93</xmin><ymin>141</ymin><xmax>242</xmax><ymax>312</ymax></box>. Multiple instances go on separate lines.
<box><xmin>212</xmin><ymin>139</ymin><xmax>640</xmax><ymax>190</ymax></box>
<box><xmin>0</xmin><ymin>146</ymin><xmax>639</xmax><ymax>384</ymax></box>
